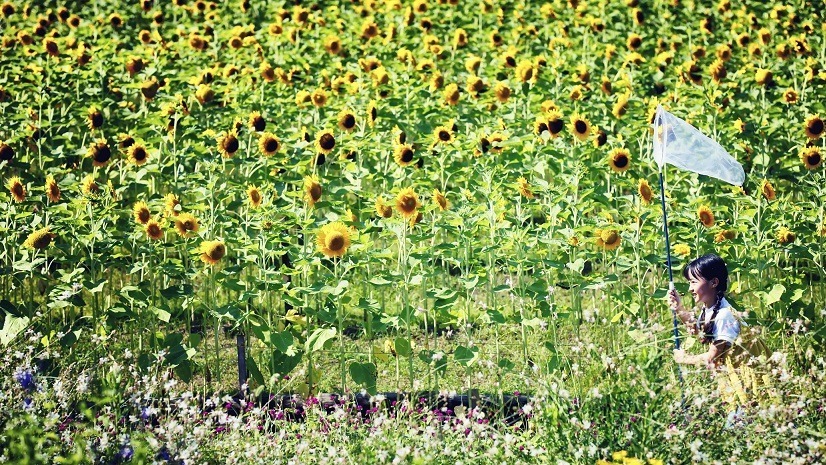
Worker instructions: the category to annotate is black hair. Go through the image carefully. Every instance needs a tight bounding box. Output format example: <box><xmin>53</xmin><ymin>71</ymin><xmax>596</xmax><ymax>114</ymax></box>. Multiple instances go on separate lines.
<box><xmin>682</xmin><ymin>253</ymin><xmax>729</xmax><ymax>344</ymax></box>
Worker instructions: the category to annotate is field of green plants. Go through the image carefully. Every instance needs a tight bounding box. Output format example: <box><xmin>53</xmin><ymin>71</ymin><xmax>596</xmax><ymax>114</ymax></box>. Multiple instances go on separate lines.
<box><xmin>1</xmin><ymin>0</ymin><xmax>825</xmax><ymax>463</ymax></box>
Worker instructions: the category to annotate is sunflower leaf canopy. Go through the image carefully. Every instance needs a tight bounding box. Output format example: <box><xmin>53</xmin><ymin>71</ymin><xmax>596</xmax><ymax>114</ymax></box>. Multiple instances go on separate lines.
<box><xmin>653</xmin><ymin>105</ymin><xmax>745</xmax><ymax>186</ymax></box>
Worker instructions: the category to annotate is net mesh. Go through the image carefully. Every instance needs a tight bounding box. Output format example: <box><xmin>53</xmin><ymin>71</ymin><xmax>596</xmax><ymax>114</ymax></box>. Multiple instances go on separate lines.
<box><xmin>653</xmin><ymin>105</ymin><xmax>745</xmax><ymax>186</ymax></box>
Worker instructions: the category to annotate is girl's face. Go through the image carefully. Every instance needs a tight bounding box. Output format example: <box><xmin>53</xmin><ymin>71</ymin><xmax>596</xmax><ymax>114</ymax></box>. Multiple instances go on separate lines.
<box><xmin>687</xmin><ymin>269</ymin><xmax>718</xmax><ymax>308</ymax></box>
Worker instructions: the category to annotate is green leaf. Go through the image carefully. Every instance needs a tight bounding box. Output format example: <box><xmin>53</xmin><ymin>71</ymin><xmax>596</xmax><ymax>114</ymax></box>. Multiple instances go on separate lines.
<box><xmin>174</xmin><ymin>360</ymin><xmax>193</xmax><ymax>382</ymax></box>
<box><xmin>349</xmin><ymin>362</ymin><xmax>377</xmax><ymax>395</ymax></box>
<box><xmin>454</xmin><ymin>345</ymin><xmax>478</xmax><ymax>367</ymax></box>
<box><xmin>84</xmin><ymin>278</ymin><xmax>107</xmax><ymax>294</ymax></box>
<box><xmin>368</xmin><ymin>276</ymin><xmax>393</xmax><ymax>286</ymax></box>
<box><xmin>153</xmin><ymin>307</ymin><xmax>171</xmax><ymax>323</ymax></box>
<box><xmin>487</xmin><ymin>309</ymin><xmax>506</xmax><ymax>324</ymax></box>
<box><xmin>0</xmin><ymin>313</ymin><xmax>29</xmax><ymax>346</ymax></box>
<box><xmin>394</xmin><ymin>337</ymin><xmax>412</xmax><ymax>357</ymax></box>
<box><xmin>247</xmin><ymin>355</ymin><xmax>265</xmax><ymax>385</ymax></box>
<box><xmin>271</xmin><ymin>331</ymin><xmax>294</xmax><ymax>354</ymax></box>
<box><xmin>764</xmin><ymin>284</ymin><xmax>785</xmax><ymax>306</ymax></box>
<box><xmin>305</xmin><ymin>327</ymin><xmax>337</xmax><ymax>353</ymax></box>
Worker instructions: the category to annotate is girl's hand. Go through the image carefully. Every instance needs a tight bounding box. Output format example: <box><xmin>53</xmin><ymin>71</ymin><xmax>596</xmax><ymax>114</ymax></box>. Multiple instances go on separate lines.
<box><xmin>667</xmin><ymin>288</ymin><xmax>683</xmax><ymax>311</ymax></box>
<box><xmin>673</xmin><ymin>349</ymin><xmax>687</xmax><ymax>364</ymax></box>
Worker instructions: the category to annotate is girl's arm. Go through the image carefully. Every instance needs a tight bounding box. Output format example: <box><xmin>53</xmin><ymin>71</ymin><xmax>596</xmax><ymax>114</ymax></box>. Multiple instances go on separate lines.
<box><xmin>674</xmin><ymin>340</ymin><xmax>731</xmax><ymax>368</ymax></box>
<box><xmin>668</xmin><ymin>289</ymin><xmax>697</xmax><ymax>333</ymax></box>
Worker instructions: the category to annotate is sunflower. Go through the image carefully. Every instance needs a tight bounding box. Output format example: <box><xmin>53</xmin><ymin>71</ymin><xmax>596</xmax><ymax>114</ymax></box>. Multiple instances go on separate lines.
<box><xmin>409</xmin><ymin>211</ymin><xmax>424</xmax><ymax>228</ymax></box>
<box><xmin>486</xmin><ymin>29</ymin><xmax>503</xmax><ymax>48</ymax></box>
<box><xmin>23</xmin><ymin>227</ymin><xmax>54</xmax><ymax>250</ymax></box>
<box><xmin>316</xmin><ymin>221</ymin><xmax>351</xmax><ymax>258</ymax></box>
<box><xmin>608</xmin><ymin>148</ymin><xmax>631</xmax><ymax>173</ymax></box>
<box><xmin>494</xmin><ymin>82</ymin><xmax>511</xmax><ymax>103</ymax></box>
<box><xmin>395</xmin><ymin>187</ymin><xmax>420</xmax><ymax>218</ymax></box>
<box><xmin>433</xmin><ymin>125</ymin><xmax>453</xmax><ymax>145</ymax></box>
<box><xmin>569</xmin><ymin>85</ymin><xmax>583</xmax><ymax>101</ymax></box>
<box><xmin>465</xmin><ymin>55</ymin><xmax>481</xmax><ymax>74</ymax></box>
<box><xmin>515</xmin><ymin>60</ymin><xmax>535</xmax><ymax>83</ymax></box>
<box><xmin>596</xmin><ymin>229</ymin><xmax>621</xmax><ymax>251</ymax></box>
<box><xmin>438</xmin><ymin>83</ymin><xmax>460</xmax><ymax>106</ymax></box>
<box><xmin>709</xmin><ymin>59</ymin><xmax>726</xmax><ymax>83</ymax></box>
<box><xmin>612</xmin><ymin>93</ymin><xmax>630</xmax><ymax>118</ymax></box>
<box><xmin>783</xmin><ymin>88</ymin><xmax>798</xmax><ymax>104</ymax></box>
<box><xmin>304</xmin><ymin>176</ymin><xmax>322</xmax><ymax>206</ymax></box>
<box><xmin>228</xmin><ymin>36</ymin><xmax>243</xmax><ymax>49</ymax></box>
<box><xmin>217</xmin><ymin>130</ymin><xmax>240</xmax><ymax>158</ymax></box>
<box><xmin>453</xmin><ymin>28</ymin><xmax>468</xmax><ymax>48</ymax></box>
<box><xmin>755</xmin><ymin>69</ymin><xmax>773</xmax><ymax>86</ymax></box>
<box><xmin>775</xmin><ymin>227</ymin><xmax>796</xmax><ymax>245</ymax></box>
<box><xmin>247</xmin><ymin>111</ymin><xmax>265</xmax><ymax>132</ymax></box>
<box><xmin>43</xmin><ymin>38</ymin><xmax>59</xmax><ymax>57</ymax></box>
<box><xmin>87</xmin><ymin>107</ymin><xmax>104</xmax><ymax>130</ymax></box>
<box><xmin>714</xmin><ymin>229</ymin><xmax>737</xmax><ymax>243</ymax></box>
<box><xmin>360</xmin><ymin>20</ymin><xmax>379</xmax><ymax>40</ymax></box>
<box><xmin>594</xmin><ymin>129</ymin><xmax>608</xmax><ymax>147</ymax></box>
<box><xmin>141</xmin><ymin>77</ymin><xmax>159</xmax><ymax>100</ymax></box>
<box><xmin>81</xmin><ymin>175</ymin><xmax>99</xmax><ymax>196</ymax></box>
<box><xmin>673</xmin><ymin>243</ymin><xmax>690</xmax><ymax>257</ymax></box>
<box><xmin>697</xmin><ymin>206</ymin><xmax>715</xmax><ymax>228</ymax></box>
<box><xmin>247</xmin><ymin>185</ymin><xmax>263</xmax><ymax>209</ymax></box>
<box><xmin>433</xmin><ymin>188</ymin><xmax>448</xmax><ymax>211</ymax></box>
<box><xmin>6</xmin><ymin>176</ymin><xmax>25</xmax><ymax>202</ymax></box>
<box><xmin>429</xmin><ymin>73</ymin><xmax>444</xmax><ymax>91</ymax></box>
<box><xmin>338</xmin><ymin>109</ymin><xmax>357</xmax><ymax>132</ymax></box>
<box><xmin>517</xmin><ymin>177</ymin><xmax>534</xmax><ymax>199</ymax></box>
<box><xmin>546</xmin><ymin>110</ymin><xmax>565</xmax><ymax>138</ymax></box>
<box><xmin>800</xmin><ymin>147</ymin><xmax>822</xmax><ymax>170</ymax></box>
<box><xmin>489</xmin><ymin>132</ymin><xmax>506</xmax><ymax>153</ymax></box>
<box><xmin>45</xmin><ymin>175</ymin><xmax>60</xmax><ymax>203</ymax></box>
<box><xmin>760</xmin><ymin>179</ymin><xmax>776</xmax><ymax>201</ymax></box>
<box><xmin>144</xmin><ymin>219</ymin><xmax>164</xmax><ymax>240</ymax></box>
<box><xmin>164</xmin><ymin>193</ymin><xmax>181</xmax><ymax>217</ymax></box>
<box><xmin>533</xmin><ymin>118</ymin><xmax>549</xmax><ymax>138</ymax></box>
<box><xmin>367</xmin><ymin>100</ymin><xmax>378</xmax><ymax>127</ymax></box>
<box><xmin>194</xmin><ymin>84</ymin><xmax>214</xmax><ymax>105</ymax></box>
<box><xmin>85</xmin><ymin>139</ymin><xmax>111</xmax><ymax>167</ymax></box>
<box><xmin>375</xmin><ymin>196</ymin><xmax>392</xmax><ymax>218</ymax></box>
<box><xmin>315</xmin><ymin>130</ymin><xmax>336</xmax><ymax>154</ymax></box>
<box><xmin>626</xmin><ymin>33</ymin><xmax>642</xmax><ymax>50</ymax></box>
<box><xmin>261</xmin><ymin>63</ymin><xmax>276</xmax><ymax>82</ymax></box>
<box><xmin>638</xmin><ymin>179</ymin><xmax>653</xmax><ymax>204</ymax></box>
<box><xmin>394</xmin><ymin>144</ymin><xmax>415</xmax><ymax>167</ymax></box>
<box><xmin>324</xmin><ymin>35</ymin><xmax>341</xmax><ymax>55</ymax></box>
<box><xmin>173</xmin><ymin>213</ymin><xmax>199</xmax><ymax>238</ymax></box>
<box><xmin>685</xmin><ymin>61</ymin><xmax>703</xmax><ymax>85</ymax></box>
<box><xmin>466</xmin><ymin>75</ymin><xmax>485</xmax><ymax>97</ymax></box>
<box><xmin>118</xmin><ymin>134</ymin><xmax>135</xmax><ymax>151</ymax></box>
<box><xmin>127</xmin><ymin>142</ymin><xmax>150</xmax><ymax>165</ymax></box>
<box><xmin>0</xmin><ymin>140</ymin><xmax>11</xmax><ymax>162</ymax></box>
<box><xmin>569</xmin><ymin>114</ymin><xmax>591</xmax><ymax>142</ymax></box>
<box><xmin>804</xmin><ymin>115</ymin><xmax>824</xmax><ymax>140</ymax></box>
<box><xmin>258</xmin><ymin>132</ymin><xmax>281</xmax><ymax>157</ymax></box>
<box><xmin>311</xmin><ymin>88</ymin><xmax>327</xmax><ymax>107</ymax></box>
<box><xmin>199</xmin><ymin>240</ymin><xmax>226</xmax><ymax>265</ymax></box>
<box><xmin>132</xmin><ymin>201</ymin><xmax>151</xmax><ymax>225</ymax></box>
<box><xmin>601</xmin><ymin>76</ymin><xmax>612</xmax><ymax>95</ymax></box>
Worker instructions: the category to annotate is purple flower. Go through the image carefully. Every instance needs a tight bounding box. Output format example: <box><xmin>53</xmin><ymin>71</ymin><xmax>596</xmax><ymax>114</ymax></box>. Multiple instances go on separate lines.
<box><xmin>15</xmin><ymin>369</ymin><xmax>36</xmax><ymax>392</ymax></box>
<box><xmin>119</xmin><ymin>444</ymin><xmax>134</xmax><ymax>461</ymax></box>
<box><xmin>156</xmin><ymin>447</ymin><xmax>171</xmax><ymax>461</ymax></box>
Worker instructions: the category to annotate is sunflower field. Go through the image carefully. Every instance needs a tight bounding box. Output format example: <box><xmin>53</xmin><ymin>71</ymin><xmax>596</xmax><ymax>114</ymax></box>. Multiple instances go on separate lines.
<box><xmin>1</xmin><ymin>0</ymin><xmax>825</xmax><ymax>463</ymax></box>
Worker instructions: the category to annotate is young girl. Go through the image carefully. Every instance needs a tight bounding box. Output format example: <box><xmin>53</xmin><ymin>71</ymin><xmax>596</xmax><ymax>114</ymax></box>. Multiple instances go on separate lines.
<box><xmin>668</xmin><ymin>253</ymin><xmax>741</xmax><ymax>369</ymax></box>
